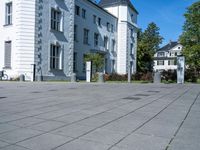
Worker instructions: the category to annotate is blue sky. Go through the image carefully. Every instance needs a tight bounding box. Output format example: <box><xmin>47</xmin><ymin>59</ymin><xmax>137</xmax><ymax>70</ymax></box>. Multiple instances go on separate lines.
<box><xmin>97</xmin><ymin>0</ymin><xmax>198</xmax><ymax>46</ymax></box>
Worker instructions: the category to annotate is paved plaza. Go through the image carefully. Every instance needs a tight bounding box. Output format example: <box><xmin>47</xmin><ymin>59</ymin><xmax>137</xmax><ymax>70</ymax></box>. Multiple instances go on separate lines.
<box><xmin>0</xmin><ymin>82</ymin><xmax>199</xmax><ymax>150</ymax></box>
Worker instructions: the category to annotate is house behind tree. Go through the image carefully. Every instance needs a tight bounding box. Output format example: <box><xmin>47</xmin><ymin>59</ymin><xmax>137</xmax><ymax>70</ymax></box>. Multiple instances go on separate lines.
<box><xmin>154</xmin><ymin>41</ymin><xmax>183</xmax><ymax>72</ymax></box>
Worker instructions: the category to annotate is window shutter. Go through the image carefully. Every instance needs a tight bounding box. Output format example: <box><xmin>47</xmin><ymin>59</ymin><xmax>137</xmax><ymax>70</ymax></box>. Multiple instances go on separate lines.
<box><xmin>4</xmin><ymin>41</ymin><xmax>12</xmax><ymax>68</ymax></box>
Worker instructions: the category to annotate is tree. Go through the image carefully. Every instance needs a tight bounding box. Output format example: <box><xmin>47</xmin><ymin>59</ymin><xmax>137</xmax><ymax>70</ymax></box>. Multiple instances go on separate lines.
<box><xmin>84</xmin><ymin>53</ymin><xmax>104</xmax><ymax>72</ymax></box>
<box><xmin>179</xmin><ymin>1</ymin><xmax>200</xmax><ymax>76</ymax></box>
<box><xmin>137</xmin><ymin>22</ymin><xmax>163</xmax><ymax>72</ymax></box>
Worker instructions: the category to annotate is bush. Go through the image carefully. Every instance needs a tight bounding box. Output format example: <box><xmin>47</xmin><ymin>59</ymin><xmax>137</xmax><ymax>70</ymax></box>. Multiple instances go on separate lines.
<box><xmin>106</xmin><ymin>72</ymin><xmax>153</xmax><ymax>82</ymax></box>
<box><xmin>185</xmin><ymin>69</ymin><xmax>199</xmax><ymax>82</ymax></box>
<box><xmin>132</xmin><ymin>72</ymin><xmax>153</xmax><ymax>81</ymax></box>
<box><xmin>106</xmin><ymin>73</ymin><xmax>127</xmax><ymax>81</ymax></box>
<box><xmin>161</xmin><ymin>70</ymin><xmax>177</xmax><ymax>82</ymax></box>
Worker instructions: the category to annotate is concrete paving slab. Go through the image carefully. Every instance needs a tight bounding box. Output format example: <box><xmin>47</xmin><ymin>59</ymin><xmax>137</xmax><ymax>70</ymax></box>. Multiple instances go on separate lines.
<box><xmin>0</xmin><ymin>83</ymin><xmax>199</xmax><ymax>150</ymax></box>
<box><xmin>0</xmin><ymin>128</ymin><xmax>42</xmax><ymax>144</ymax></box>
<box><xmin>51</xmin><ymin>124</ymin><xmax>93</xmax><ymax>138</ymax></box>
<box><xmin>80</xmin><ymin>128</ymin><xmax>126</xmax><ymax>145</ymax></box>
<box><xmin>0</xmin><ymin>123</ymin><xmax>19</xmax><ymax>134</ymax></box>
<box><xmin>17</xmin><ymin>133</ymin><xmax>73</xmax><ymax>150</ymax></box>
<box><xmin>113</xmin><ymin>133</ymin><xmax>170</xmax><ymax>150</ymax></box>
<box><xmin>28</xmin><ymin>121</ymin><xmax>66</xmax><ymax>132</ymax></box>
<box><xmin>0</xmin><ymin>140</ymin><xmax>10</xmax><ymax>148</ymax></box>
<box><xmin>55</xmin><ymin>139</ymin><xmax>111</xmax><ymax>150</ymax></box>
<box><xmin>8</xmin><ymin>117</ymin><xmax>45</xmax><ymax>128</ymax></box>
<box><xmin>0</xmin><ymin>145</ymin><xmax>29</xmax><ymax>150</ymax></box>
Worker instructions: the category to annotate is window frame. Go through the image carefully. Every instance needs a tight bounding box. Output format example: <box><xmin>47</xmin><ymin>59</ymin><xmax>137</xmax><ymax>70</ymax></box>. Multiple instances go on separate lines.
<box><xmin>50</xmin><ymin>44</ymin><xmax>62</xmax><ymax>70</ymax></box>
<box><xmin>94</xmin><ymin>33</ymin><xmax>99</xmax><ymax>47</ymax></box>
<box><xmin>50</xmin><ymin>8</ymin><xmax>62</xmax><ymax>31</ymax></box>
<box><xmin>98</xmin><ymin>17</ymin><xmax>101</xmax><ymax>27</ymax></box>
<box><xmin>82</xmin><ymin>8</ymin><xmax>86</xmax><ymax>19</ymax></box>
<box><xmin>74</xmin><ymin>25</ymin><xmax>78</xmax><ymax>42</ymax></box>
<box><xmin>75</xmin><ymin>5</ymin><xmax>80</xmax><ymax>16</ymax></box>
<box><xmin>5</xmin><ymin>2</ymin><xmax>12</xmax><ymax>25</ymax></box>
<box><xmin>104</xmin><ymin>36</ymin><xmax>109</xmax><ymax>50</ymax></box>
<box><xmin>4</xmin><ymin>41</ymin><xmax>12</xmax><ymax>69</ymax></box>
<box><xmin>83</xmin><ymin>28</ymin><xmax>89</xmax><ymax>45</ymax></box>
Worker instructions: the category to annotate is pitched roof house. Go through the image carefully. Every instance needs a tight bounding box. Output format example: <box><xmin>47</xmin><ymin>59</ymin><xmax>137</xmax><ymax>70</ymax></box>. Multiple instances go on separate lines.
<box><xmin>154</xmin><ymin>41</ymin><xmax>183</xmax><ymax>71</ymax></box>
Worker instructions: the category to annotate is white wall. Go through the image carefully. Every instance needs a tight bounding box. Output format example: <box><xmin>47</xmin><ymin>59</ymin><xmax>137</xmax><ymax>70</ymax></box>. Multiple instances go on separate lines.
<box><xmin>104</xmin><ymin>4</ymin><xmax>138</xmax><ymax>74</ymax></box>
<box><xmin>74</xmin><ymin>0</ymin><xmax>118</xmax><ymax>78</ymax></box>
<box><xmin>0</xmin><ymin>0</ymin><xmax>36</xmax><ymax>80</ymax></box>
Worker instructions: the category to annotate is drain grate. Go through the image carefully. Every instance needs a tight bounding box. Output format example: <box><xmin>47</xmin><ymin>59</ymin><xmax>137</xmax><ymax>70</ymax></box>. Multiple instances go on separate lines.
<box><xmin>68</xmin><ymin>88</ymin><xmax>77</xmax><ymax>90</ymax></box>
<box><xmin>31</xmin><ymin>91</ymin><xmax>41</xmax><ymax>93</ymax></box>
<box><xmin>123</xmin><ymin>97</ymin><xmax>141</xmax><ymax>100</ymax></box>
<box><xmin>135</xmin><ymin>94</ymin><xmax>150</xmax><ymax>97</ymax></box>
<box><xmin>0</xmin><ymin>97</ymin><xmax>7</xmax><ymax>99</ymax></box>
<box><xmin>147</xmin><ymin>90</ymin><xmax>160</xmax><ymax>93</ymax></box>
<box><xmin>48</xmin><ymin>89</ymin><xmax>57</xmax><ymax>92</ymax></box>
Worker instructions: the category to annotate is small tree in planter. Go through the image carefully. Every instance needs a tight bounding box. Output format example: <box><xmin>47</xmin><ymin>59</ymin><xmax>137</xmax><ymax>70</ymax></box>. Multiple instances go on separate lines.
<box><xmin>84</xmin><ymin>53</ymin><xmax>104</xmax><ymax>81</ymax></box>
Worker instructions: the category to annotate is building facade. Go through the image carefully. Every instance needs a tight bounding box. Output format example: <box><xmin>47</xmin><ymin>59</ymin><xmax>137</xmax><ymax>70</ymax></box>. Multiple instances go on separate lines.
<box><xmin>0</xmin><ymin>0</ymin><xmax>138</xmax><ymax>80</ymax></box>
<box><xmin>154</xmin><ymin>41</ymin><xmax>183</xmax><ymax>71</ymax></box>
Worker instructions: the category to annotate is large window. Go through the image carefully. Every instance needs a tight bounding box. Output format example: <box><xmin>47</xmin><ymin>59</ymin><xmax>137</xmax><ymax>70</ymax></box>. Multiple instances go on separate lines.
<box><xmin>157</xmin><ymin>52</ymin><xmax>165</xmax><ymax>57</ymax></box>
<box><xmin>104</xmin><ymin>36</ymin><xmax>109</xmax><ymax>50</ymax></box>
<box><xmin>93</xmin><ymin>15</ymin><xmax>96</xmax><ymax>24</ymax></box>
<box><xmin>107</xmin><ymin>22</ymin><xmax>110</xmax><ymax>32</ymax></box>
<box><xmin>111</xmin><ymin>24</ymin><xmax>114</xmax><ymax>33</ymax></box>
<box><xmin>5</xmin><ymin>2</ymin><xmax>12</xmax><ymax>25</ymax></box>
<box><xmin>51</xmin><ymin>8</ymin><xmax>61</xmax><ymax>31</ymax></box>
<box><xmin>73</xmin><ymin>52</ymin><xmax>77</xmax><ymax>72</ymax></box>
<box><xmin>83</xmin><ymin>28</ymin><xmax>89</xmax><ymax>45</ymax></box>
<box><xmin>130</xmin><ymin>43</ymin><xmax>134</xmax><ymax>55</ymax></box>
<box><xmin>74</xmin><ymin>25</ymin><xmax>78</xmax><ymax>41</ymax></box>
<box><xmin>98</xmin><ymin>17</ymin><xmax>101</xmax><ymax>27</ymax></box>
<box><xmin>50</xmin><ymin>44</ymin><xmax>62</xmax><ymax>70</ymax></box>
<box><xmin>82</xmin><ymin>9</ymin><xmax>86</xmax><ymax>19</ymax></box>
<box><xmin>168</xmin><ymin>60</ymin><xmax>176</xmax><ymax>65</ymax></box>
<box><xmin>94</xmin><ymin>33</ymin><xmax>99</xmax><ymax>47</ymax></box>
<box><xmin>112</xmin><ymin>60</ymin><xmax>116</xmax><ymax>73</ymax></box>
<box><xmin>112</xmin><ymin>40</ymin><xmax>115</xmax><ymax>52</ymax></box>
<box><xmin>75</xmin><ymin>5</ymin><xmax>80</xmax><ymax>16</ymax></box>
<box><xmin>157</xmin><ymin>60</ymin><xmax>164</xmax><ymax>66</ymax></box>
<box><xmin>4</xmin><ymin>41</ymin><xmax>12</xmax><ymax>68</ymax></box>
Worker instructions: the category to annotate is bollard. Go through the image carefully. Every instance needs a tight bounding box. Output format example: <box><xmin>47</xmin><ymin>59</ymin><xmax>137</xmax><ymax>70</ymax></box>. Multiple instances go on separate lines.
<box><xmin>154</xmin><ymin>72</ymin><xmax>161</xmax><ymax>83</ymax></box>
<box><xmin>71</xmin><ymin>73</ymin><xmax>76</xmax><ymax>82</ymax></box>
<box><xmin>19</xmin><ymin>74</ymin><xmax>25</xmax><ymax>82</ymax></box>
<box><xmin>98</xmin><ymin>72</ymin><xmax>104</xmax><ymax>83</ymax></box>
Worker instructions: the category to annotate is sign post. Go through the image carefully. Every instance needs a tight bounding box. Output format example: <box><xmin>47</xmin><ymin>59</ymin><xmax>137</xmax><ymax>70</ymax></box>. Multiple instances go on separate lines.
<box><xmin>86</xmin><ymin>61</ymin><xmax>92</xmax><ymax>82</ymax></box>
<box><xmin>177</xmin><ymin>56</ymin><xmax>185</xmax><ymax>84</ymax></box>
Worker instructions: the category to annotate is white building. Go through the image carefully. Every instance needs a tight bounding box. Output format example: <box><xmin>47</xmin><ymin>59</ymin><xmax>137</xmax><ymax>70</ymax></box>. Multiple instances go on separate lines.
<box><xmin>0</xmin><ymin>0</ymin><xmax>138</xmax><ymax>80</ymax></box>
<box><xmin>100</xmin><ymin>0</ymin><xmax>138</xmax><ymax>75</ymax></box>
<box><xmin>0</xmin><ymin>0</ymin><xmax>75</xmax><ymax>80</ymax></box>
<box><xmin>154</xmin><ymin>41</ymin><xmax>183</xmax><ymax>71</ymax></box>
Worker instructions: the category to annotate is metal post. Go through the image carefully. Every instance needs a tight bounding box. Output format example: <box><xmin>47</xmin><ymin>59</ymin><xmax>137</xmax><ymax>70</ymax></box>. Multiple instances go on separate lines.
<box><xmin>128</xmin><ymin>62</ymin><xmax>131</xmax><ymax>83</ymax></box>
<box><xmin>31</xmin><ymin>64</ymin><xmax>36</xmax><ymax>82</ymax></box>
<box><xmin>86</xmin><ymin>61</ymin><xmax>92</xmax><ymax>82</ymax></box>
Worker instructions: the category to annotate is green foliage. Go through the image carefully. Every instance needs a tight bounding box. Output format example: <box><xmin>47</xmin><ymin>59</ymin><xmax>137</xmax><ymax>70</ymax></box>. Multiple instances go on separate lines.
<box><xmin>137</xmin><ymin>22</ymin><xmax>163</xmax><ymax>72</ymax></box>
<box><xmin>84</xmin><ymin>53</ymin><xmax>104</xmax><ymax>72</ymax></box>
<box><xmin>179</xmin><ymin>1</ymin><xmax>200</xmax><ymax>74</ymax></box>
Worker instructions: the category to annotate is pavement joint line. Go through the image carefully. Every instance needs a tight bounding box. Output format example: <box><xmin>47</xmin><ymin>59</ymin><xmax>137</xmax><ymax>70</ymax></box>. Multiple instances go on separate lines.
<box><xmin>51</xmin><ymin>85</ymin><xmax>187</xmax><ymax>150</ymax></box>
<box><xmin>1</xmin><ymin>143</ymin><xmax>33</xmax><ymax>150</ymax></box>
<box><xmin>0</xmin><ymin>85</ymin><xmax>178</xmax><ymax>148</ymax></box>
<box><xmin>165</xmin><ymin>91</ymin><xmax>200</xmax><ymax>150</ymax></box>
<box><xmin>0</xmin><ymin>89</ymin><xmax>170</xmax><ymax>145</ymax></box>
<box><xmin>0</xmin><ymin>88</ymin><xmax>162</xmax><ymax>124</ymax></box>
<box><xmin>106</xmin><ymin>87</ymin><xmax>192</xmax><ymax>150</ymax></box>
